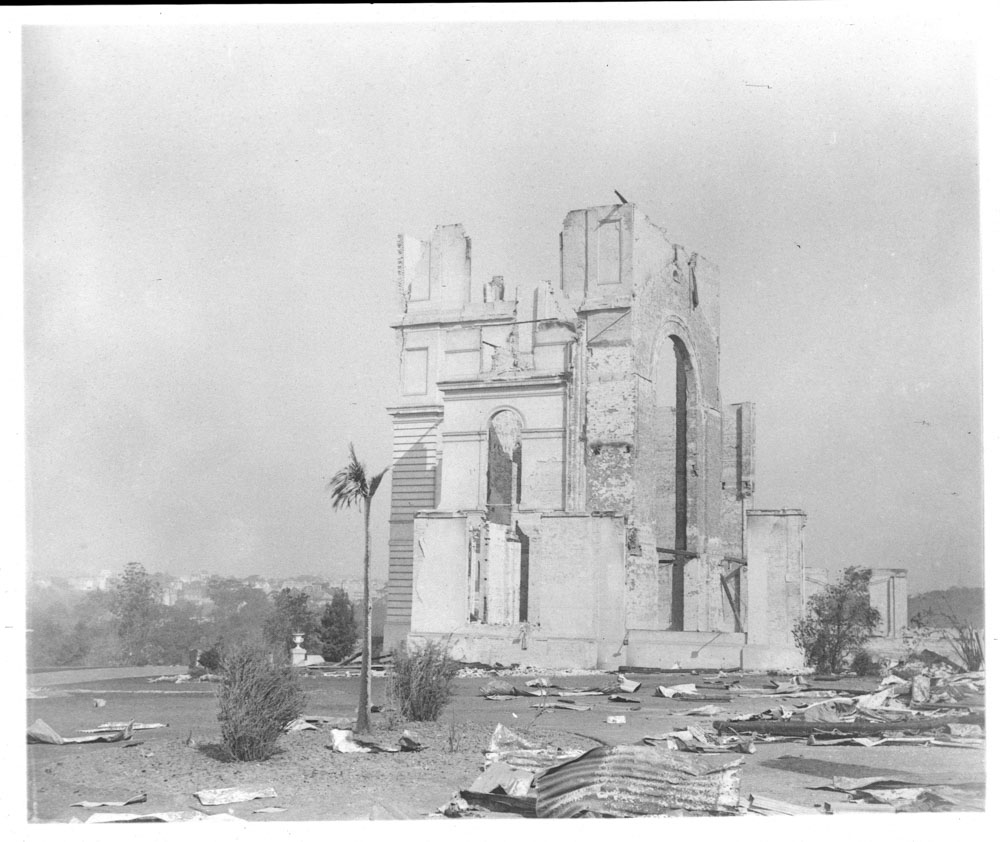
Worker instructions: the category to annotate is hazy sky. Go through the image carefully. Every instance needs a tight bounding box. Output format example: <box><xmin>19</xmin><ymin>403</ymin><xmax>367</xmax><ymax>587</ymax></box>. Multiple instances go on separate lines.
<box><xmin>23</xmin><ymin>15</ymin><xmax>982</xmax><ymax>593</ymax></box>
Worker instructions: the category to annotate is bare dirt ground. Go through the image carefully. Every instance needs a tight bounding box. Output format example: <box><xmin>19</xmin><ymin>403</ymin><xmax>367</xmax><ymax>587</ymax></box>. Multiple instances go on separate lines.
<box><xmin>26</xmin><ymin>669</ymin><xmax>986</xmax><ymax>822</ymax></box>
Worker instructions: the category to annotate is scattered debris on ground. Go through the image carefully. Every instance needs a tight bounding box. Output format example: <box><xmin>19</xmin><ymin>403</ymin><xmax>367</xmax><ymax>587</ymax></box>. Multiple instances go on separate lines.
<box><xmin>480</xmin><ymin>679</ymin><xmax>611</xmax><ymax>699</ymax></box>
<box><xmin>457</xmin><ymin>663</ymin><xmax>609</xmax><ymax>679</ymax></box>
<box><xmin>71</xmin><ymin>793</ymin><xmax>147</xmax><ymax>808</ymax></box>
<box><xmin>617</xmin><ymin>675</ymin><xmax>641</xmax><ymax>693</ymax></box>
<box><xmin>83</xmin><ymin>811</ymin><xmax>244</xmax><ymax>823</ymax></box>
<box><xmin>483</xmin><ymin>724</ymin><xmax>583</xmax><ymax>772</ymax></box>
<box><xmin>28</xmin><ymin>719</ymin><xmax>134</xmax><ymax>745</ymax></box>
<box><xmin>30</xmin><ymin>664</ymin><xmax>986</xmax><ymax>820</ymax></box>
<box><xmin>79</xmin><ymin>722</ymin><xmax>167</xmax><ymax>733</ymax></box>
<box><xmin>746</xmin><ymin>794</ymin><xmax>817</xmax><ymax>815</ymax></box>
<box><xmin>529</xmin><ymin>700</ymin><xmax>593</xmax><ymax>712</ymax></box>
<box><xmin>711</xmin><ymin>666</ymin><xmax>985</xmax><ymax>746</ymax></box>
<box><xmin>329</xmin><ymin>728</ymin><xmax>423</xmax><ymax>754</ymax></box>
<box><xmin>680</xmin><ymin>705</ymin><xmax>724</xmax><ymax>717</ymax></box>
<box><xmin>644</xmin><ymin>725</ymin><xmax>755</xmax><ymax>754</ymax></box>
<box><xmin>467</xmin><ymin>762</ymin><xmax>534</xmax><ymax>797</ymax></box>
<box><xmin>193</xmin><ymin>786</ymin><xmax>278</xmax><ymax>806</ymax></box>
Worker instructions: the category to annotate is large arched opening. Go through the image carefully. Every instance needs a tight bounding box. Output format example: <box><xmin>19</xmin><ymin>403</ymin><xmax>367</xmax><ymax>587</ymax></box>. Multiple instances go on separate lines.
<box><xmin>652</xmin><ymin>335</ymin><xmax>693</xmax><ymax>630</ymax></box>
<box><xmin>486</xmin><ymin>409</ymin><xmax>523</xmax><ymax>526</ymax></box>
<box><xmin>470</xmin><ymin>409</ymin><xmax>529</xmax><ymax>626</ymax></box>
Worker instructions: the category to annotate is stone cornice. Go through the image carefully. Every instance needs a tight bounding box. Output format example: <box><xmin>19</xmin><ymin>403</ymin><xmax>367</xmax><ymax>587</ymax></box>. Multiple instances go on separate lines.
<box><xmin>391</xmin><ymin>301</ymin><xmax>517</xmax><ymax>330</ymax></box>
<box><xmin>386</xmin><ymin>404</ymin><xmax>445</xmax><ymax>420</ymax></box>
<box><xmin>437</xmin><ymin>373</ymin><xmax>569</xmax><ymax>397</ymax></box>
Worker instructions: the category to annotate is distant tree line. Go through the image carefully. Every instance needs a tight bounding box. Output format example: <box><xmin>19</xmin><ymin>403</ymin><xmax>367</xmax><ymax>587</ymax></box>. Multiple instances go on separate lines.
<box><xmin>908</xmin><ymin>586</ymin><xmax>984</xmax><ymax>630</ymax></box>
<box><xmin>27</xmin><ymin>562</ymin><xmax>373</xmax><ymax>668</ymax></box>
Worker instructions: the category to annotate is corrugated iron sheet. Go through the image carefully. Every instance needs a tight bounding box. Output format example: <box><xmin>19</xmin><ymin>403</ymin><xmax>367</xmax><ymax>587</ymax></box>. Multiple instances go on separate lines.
<box><xmin>535</xmin><ymin>745</ymin><xmax>743</xmax><ymax>818</ymax></box>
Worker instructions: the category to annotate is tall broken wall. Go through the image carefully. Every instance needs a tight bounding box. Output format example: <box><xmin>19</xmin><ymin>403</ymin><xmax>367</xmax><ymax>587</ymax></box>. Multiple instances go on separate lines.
<box><xmin>743</xmin><ymin>509</ymin><xmax>807</xmax><ymax>669</ymax></box>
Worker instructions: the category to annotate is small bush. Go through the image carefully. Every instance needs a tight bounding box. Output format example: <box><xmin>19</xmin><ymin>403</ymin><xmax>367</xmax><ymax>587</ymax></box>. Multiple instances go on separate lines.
<box><xmin>793</xmin><ymin>566</ymin><xmax>880</xmax><ymax>673</ymax></box>
<box><xmin>198</xmin><ymin>645</ymin><xmax>222</xmax><ymax>672</ymax></box>
<box><xmin>217</xmin><ymin>641</ymin><xmax>305</xmax><ymax>761</ymax></box>
<box><xmin>389</xmin><ymin>640</ymin><xmax>458</xmax><ymax>722</ymax></box>
<box><xmin>851</xmin><ymin>649</ymin><xmax>880</xmax><ymax>676</ymax></box>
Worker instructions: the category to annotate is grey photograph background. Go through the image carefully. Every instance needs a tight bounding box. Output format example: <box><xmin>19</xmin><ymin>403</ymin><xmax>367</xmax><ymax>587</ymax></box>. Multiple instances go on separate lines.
<box><xmin>19</xmin><ymin>11</ymin><xmax>985</xmax><ymax>601</ymax></box>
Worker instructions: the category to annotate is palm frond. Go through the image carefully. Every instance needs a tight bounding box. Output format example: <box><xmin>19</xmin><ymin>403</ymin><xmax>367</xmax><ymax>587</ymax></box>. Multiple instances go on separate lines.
<box><xmin>328</xmin><ymin>445</ymin><xmax>391</xmax><ymax>509</ymax></box>
<box><xmin>328</xmin><ymin>443</ymin><xmax>367</xmax><ymax>510</ymax></box>
<box><xmin>368</xmin><ymin>465</ymin><xmax>390</xmax><ymax>500</ymax></box>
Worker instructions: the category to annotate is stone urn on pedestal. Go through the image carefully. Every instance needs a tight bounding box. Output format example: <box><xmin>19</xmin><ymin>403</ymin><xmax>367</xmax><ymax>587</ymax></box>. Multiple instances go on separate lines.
<box><xmin>290</xmin><ymin>632</ymin><xmax>307</xmax><ymax>666</ymax></box>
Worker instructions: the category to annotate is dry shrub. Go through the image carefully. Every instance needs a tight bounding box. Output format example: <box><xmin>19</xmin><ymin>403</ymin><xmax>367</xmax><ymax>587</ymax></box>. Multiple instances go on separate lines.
<box><xmin>946</xmin><ymin>624</ymin><xmax>984</xmax><ymax>671</ymax></box>
<box><xmin>851</xmin><ymin>649</ymin><xmax>880</xmax><ymax>676</ymax></box>
<box><xmin>217</xmin><ymin>641</ymin><xmax>305</xmax><ymax>761</ymax></box>
<box><xmin>389</xmin><ymin>639</ymin><xmax>458</xmax><ymax>722</ymax></box>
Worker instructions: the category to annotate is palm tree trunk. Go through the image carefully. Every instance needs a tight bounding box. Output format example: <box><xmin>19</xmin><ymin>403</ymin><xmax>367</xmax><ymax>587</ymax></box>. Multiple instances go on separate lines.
<box><xmin>356</xmin><ymin>495</ymin><xmax>373</xmax><ymax>733</ymax></box>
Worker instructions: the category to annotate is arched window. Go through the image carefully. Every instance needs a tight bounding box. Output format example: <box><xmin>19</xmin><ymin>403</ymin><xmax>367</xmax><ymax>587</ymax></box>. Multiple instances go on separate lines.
<box><xmin>486</xmin><ymin>410</ymin><xmax>523</xmax><ymax>525</ymax></box>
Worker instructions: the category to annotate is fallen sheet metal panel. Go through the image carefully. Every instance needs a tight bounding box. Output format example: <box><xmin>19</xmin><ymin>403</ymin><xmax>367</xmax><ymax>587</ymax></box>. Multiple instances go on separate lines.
<box><xmin>459</xmin><ymin>790</ymin><xmax>537</xmax><ymax>816</ymax></box>
<box><xmin>530</xmin><ymin>700</ymin><xmax>593</xmax><ymax>711</ymax></box>
<box><xmin>194</xmin><ymin>786</ymin><xmax>278</xmax><ymax>806</ymax></box>
<box><xmin>534</xmin><ymin>745</ymin><xmax>743</xmax><ymax>818</ymax></box>
<box><xmin>71</xmin><ymin>794</ymin><xmax>147</xmax><ymax>808</ymax></box>
<box><xmin>644</xmin><ymin>727</ymin><xmax>754</xmax><ymax>754</ymax></box>
<box><xmin>330</xmin><ymin>729</ymin><xmax>423</xmax><ymax>753</ymax></box>
<box><xmin>680</xmin><ymin>704</ymin><xmax>724</xmax><ymax>717</ymax></box>
<box><xmin>747</xmin><ymin>794</ymin><xmax>816</xmax><ymax>815</ymax></box>
<box><xmin>28</xmin><ymin>719</ymin><xmax>134</xmax><ymax>745</ymax></box>
<box><xmin>617</xmin><ymin>676</ymin><xmax>641</xmax><ymax>693</ymax></box>
<box><xmin>714</xmin><ymin>713</ymin><xmax>983</xmax><ymax>737</ymax></box>
<box><xmin>824</xmin><ymin>801</ymin><xmax>895</xmax><ymax>813</ymax></box>
<box><xmin>654</xmin><ymin>684</ymin><xmax>697</xmax><ymax>698</ymax></box>
<box><xmin>947</xmin><ymin>723</ymin><xmax>984</xmax><ymax>738</ymax></box>
<box><xmin>467</xmin><ymin>761</ymin><xmax>535</xmax><ymax>797</ymax></box>
<box><xmin>484</xmin><ymin>724</ymin><xmax>583</xmax><ymax>773</ymax></box>
<box><xmin>79</xmin><ymin>722</ymin><xmax>167</xmax><ymax>733</ymax></box>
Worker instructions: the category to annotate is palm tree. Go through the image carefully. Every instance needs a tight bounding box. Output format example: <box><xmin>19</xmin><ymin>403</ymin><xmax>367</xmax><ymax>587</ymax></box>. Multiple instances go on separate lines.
<box><xmin>328</xmin><ymin>444</ymin><xmax>388</xmax><ymax>733</ymax></box>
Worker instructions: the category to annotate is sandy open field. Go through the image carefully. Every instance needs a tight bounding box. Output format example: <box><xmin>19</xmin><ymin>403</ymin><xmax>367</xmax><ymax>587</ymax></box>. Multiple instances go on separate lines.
<box><xmin>26</xmin><ymin>668</ymin><xmax>985</xmax><ymax>822</ymax></box>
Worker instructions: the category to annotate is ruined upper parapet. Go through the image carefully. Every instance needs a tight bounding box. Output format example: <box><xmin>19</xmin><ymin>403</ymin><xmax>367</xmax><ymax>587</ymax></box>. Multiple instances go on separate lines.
<box><xmin>560</xmin><ymin>204</ymin><xmax>637</xmax><ymax>301</ymax></box>
<box><xmin>559</xmin><ymin>203</ymin><xmax>719</xmax><ymax>342</ymax></box>
<box><xmin>392</xmin><ymin>205</ymin><xmax>721</xmax><ymax>400</ymax></box>
<box><xmin>397</xmin><ymin>223</ymin><xmax>472</xmax><ymax>311</ymax></box>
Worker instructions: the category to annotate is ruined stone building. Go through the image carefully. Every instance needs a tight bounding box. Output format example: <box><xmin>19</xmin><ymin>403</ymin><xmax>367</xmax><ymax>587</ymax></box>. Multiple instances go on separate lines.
<box><xmin>381</xmin><ymin>203</ymin><xmax>899</xmax><ymax>670</ymax></box>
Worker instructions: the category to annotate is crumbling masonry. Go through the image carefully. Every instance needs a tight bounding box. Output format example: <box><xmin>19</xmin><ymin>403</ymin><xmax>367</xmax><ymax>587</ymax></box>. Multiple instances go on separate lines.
<box><xmin>382</xmin><ymin>204</ymin><xmax>901</xmax><ymax>670</ymax></box>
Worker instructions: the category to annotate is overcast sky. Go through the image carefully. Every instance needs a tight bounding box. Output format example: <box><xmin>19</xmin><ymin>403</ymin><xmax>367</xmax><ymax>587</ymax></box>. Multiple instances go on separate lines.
<box><xmin>22</xmin><ymin>14</ymin><xmax>983</xmax><ymax>594</ymax></box>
